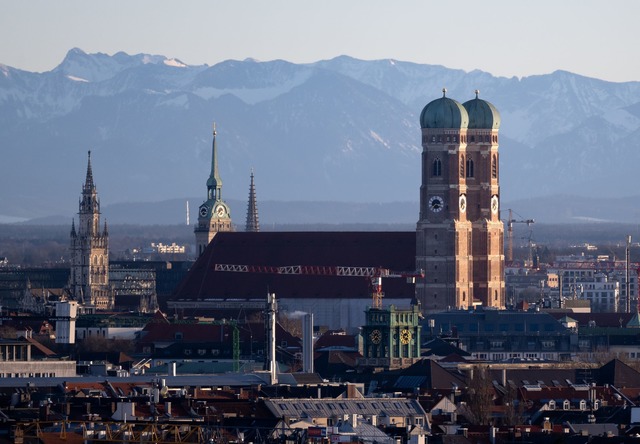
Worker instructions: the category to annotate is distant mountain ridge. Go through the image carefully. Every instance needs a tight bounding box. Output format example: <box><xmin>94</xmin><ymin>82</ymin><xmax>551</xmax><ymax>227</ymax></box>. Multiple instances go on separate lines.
<box><xmin>2</xmin><ymin>49</ymin><xmax>640</xmax><ymax>224</ymax></box>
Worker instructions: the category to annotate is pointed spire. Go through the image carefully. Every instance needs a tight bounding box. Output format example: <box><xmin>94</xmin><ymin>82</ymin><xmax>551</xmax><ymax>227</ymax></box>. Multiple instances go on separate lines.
<box><xmin>103</xmin><ymin>219</ymin><xmax>108</xmax><ymax>235</ymax></box>
<box><xmin>70</xmin><ymin>218</ymin><xmax>76</xmax><ymax>237</ymax></box>
<box><xmin>85</xmin><ymin>150</ymin><xmax>95</xmax><ymax>189</ymax></box>
<box><xmin>206</xmin><ymin>122</ymin><xmax>223</xmax><ymax>200</ymax></box>
<box><xmin>245</xmin><ymin>169</ymin><xmax>260</xmax><ymax>232</ymax></box>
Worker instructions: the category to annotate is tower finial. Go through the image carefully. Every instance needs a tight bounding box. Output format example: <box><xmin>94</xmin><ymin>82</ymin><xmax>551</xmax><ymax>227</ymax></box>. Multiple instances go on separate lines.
<box><xmin>206</xmin><ymin>122</ymin><xmax>223</xmax><ymax>201</ymax></box>
<box><xmin>442</xmin><ymin>87</ymin><xmax>447</xmax><ymax>97</ymax></box>
<box><xmin>85</xmin><ymin>150</ymin><xmax>94</xmax><ymax>188</ymax></box>
<box><xmin>475</xmin><ymin>89</ymin><xmax>480</xmax><ymax>98</ymax></box>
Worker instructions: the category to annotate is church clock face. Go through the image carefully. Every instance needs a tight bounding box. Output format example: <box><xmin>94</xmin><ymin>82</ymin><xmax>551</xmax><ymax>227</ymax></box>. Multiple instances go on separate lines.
<box><xmin>199</xmin><ymin>206</ymin><xmax>208</xmax><ymax>217</ymax></box>
<box><xmin>215</xmin><ymin>204</ymin><xmax>226</xmax><ymax>218</ymax></box>
<box><xmin>459</xmin><ymin>194</ymin><xmax>467</xmax><ymax>213</ymax></box>
<box><xmin>370</xmin><ymin>329</ymin><xmax>382</xmax><ymax>344</ymax></box>
<box><xmin>429</xmin><ymin>196</ymin><xmax>444</xmax><ymax>213</ymax></box>
<box><xmin>400</xmin><ymin>329</ymin><xmax>412</xmax><ymax>344</ymax></box>
<box><xmin>491</xmin><ymin>195</ymin><xmax>499</xmax><ymax>215</ymax></box>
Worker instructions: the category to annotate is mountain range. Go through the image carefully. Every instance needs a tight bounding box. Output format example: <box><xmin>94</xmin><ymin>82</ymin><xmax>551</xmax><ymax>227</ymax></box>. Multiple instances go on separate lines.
<box><xmin>2</xmin><ymin>48</ymin><xmax>640</xmax><ymax>225</ymax></box>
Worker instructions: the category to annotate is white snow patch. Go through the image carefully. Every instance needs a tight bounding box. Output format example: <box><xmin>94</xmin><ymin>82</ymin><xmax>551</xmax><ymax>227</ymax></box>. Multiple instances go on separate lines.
<box><xmin>66</xmin><ymin>75</ymin><xmax>89</xmax><ymax>82</ymax></box>
<box><xmin>369</xmin><ymin>130</ymin><xmax>390</xmax><ymax>148</ymax></box>
<box><xmin>160</xmin><ymin>94</ymin><xmax>189</xmax><ymax>108</ymax></box>
<box><xmin>192</xmin><ymin>69</ymin><xmax>312</xmax><ymax>105</ymax></box>
<box><xmin>602</xmin><ymin>108</ymin><xmax>640</xmax><ymax>132</ymax></box>
<box><xmin>164</xmin><ymin>58</ymin><xmax>187</xmax><ymax>68</ymax></box>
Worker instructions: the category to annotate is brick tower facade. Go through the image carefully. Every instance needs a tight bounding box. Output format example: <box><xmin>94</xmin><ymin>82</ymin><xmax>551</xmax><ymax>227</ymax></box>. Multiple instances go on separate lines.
<box><xmin>416</xmin><ymin>89</ymin><xmax>504</xmax><ymax>311</ymax></box>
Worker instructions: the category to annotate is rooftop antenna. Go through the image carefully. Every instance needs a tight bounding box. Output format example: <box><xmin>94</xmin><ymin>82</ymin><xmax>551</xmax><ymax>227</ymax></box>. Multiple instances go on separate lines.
<box><xmin>186</xmin><ymin>200</ymin><xmax>190</xmax><ymax>226</ymax></box>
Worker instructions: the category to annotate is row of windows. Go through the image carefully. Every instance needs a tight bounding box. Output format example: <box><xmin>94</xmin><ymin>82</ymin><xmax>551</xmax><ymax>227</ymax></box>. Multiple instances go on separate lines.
<box><xmin>423</xmin><ymin>134</ymin><xmax>498</xmax><ymax>144</ymax></box>
<box><xmin>0</xmin><ymin>372</ymin><xmax>56</xmax><ymax>378</ymax></box>
<box><xmin>431</xmin><ymin>155</ymin><xmax>498</xmax><ymax>179</ymax></box>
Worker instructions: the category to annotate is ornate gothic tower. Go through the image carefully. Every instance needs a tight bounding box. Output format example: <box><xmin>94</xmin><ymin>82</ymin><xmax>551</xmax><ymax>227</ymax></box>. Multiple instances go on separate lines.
<box><xmin>415</xmin><ymin>90</ymin><xmax>505</xmax><ymax>311</ymax></box>
<box><xmin>195</xmin><ymin>123</ymin><xmax>233</xmax><ymax>256</ymax></box>
<box><xmin>69</xmin><ymin>151</ymin><xmax>114</xmax><ymax>310</ymax></box>
<box><xmin>463</xmin><ymin>91</ymin><xmax>505</xmax><ymax>308</ymax></box>
<box><xmin>245</xmin><ymin>169</ymin><xmax>260</xmax><ymax>232</ymax></box>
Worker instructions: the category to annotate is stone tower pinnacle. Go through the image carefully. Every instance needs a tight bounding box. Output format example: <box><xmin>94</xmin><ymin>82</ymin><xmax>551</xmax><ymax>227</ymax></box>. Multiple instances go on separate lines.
<box><xmin>69</xmin><ymin>151</ymin><xmax>114</xmax><ymax>310</ymax></box>
<box><xmin>245</xmin><ymin>169</ymin><xmax>260</xmax><ymax>232</ymax></box>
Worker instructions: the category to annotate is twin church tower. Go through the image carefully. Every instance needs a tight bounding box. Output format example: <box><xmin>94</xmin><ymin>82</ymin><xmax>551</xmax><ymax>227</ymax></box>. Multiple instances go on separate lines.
<box><xmin>416</xmin><ymin>89</ymin><xmax>504</xmax><ymax>312</ymax></box>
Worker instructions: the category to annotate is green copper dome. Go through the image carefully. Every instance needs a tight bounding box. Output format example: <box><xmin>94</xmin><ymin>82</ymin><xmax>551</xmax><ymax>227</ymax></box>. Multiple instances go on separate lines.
<box><xmin>463</xmin><ymin>91</ymin><xmax>501</xmax><ymax>129</ymax></box>
<box><xmin>420</xmin><ymin>89</ymin><xmax>468</xmax><ymax>129</ymax></box>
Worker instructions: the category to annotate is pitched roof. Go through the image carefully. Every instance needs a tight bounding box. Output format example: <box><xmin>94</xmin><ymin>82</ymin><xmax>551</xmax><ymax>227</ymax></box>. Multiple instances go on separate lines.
<box><xmin>596</xmin><ymin>359</ymin><xmax>640</xmax><ymax>387</ymax></box>
<box><xmin>171</xmin><ymin>231</ymin><xmax>416</xmax><ymax>301</ymax></box>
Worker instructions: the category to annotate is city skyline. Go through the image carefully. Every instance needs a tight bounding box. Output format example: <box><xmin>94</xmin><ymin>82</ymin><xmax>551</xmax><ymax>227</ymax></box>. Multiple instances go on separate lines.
<box><xmin>1</xmin><ymin>0</ymin><xmax>639</xmax><ymax>83</ymax></box>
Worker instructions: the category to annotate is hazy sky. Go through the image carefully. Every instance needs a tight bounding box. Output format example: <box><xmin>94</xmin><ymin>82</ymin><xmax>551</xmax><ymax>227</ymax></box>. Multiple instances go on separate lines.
<box><xmin>1</xmin><ymin>0</ymin><xmax>639</xmax><ymax>82</ymax></box>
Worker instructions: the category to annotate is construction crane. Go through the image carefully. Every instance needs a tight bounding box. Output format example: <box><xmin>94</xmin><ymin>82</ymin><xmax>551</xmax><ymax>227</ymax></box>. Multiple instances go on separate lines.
<box><xmin>506</xmin><ymin>209</ymin><xmax>535</xmax><ymax>263</ymax></box>
<box><xmin>213</xmin><ymin>263</ymin><xmax>424</xmax><ymax>309</ymax></box>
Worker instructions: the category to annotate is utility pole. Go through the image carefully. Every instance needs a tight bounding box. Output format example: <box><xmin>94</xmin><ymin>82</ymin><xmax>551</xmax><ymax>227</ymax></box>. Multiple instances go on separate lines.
<box><xmin>626</xmin><ymin>235</ymin><xmax>632</xmax><ymax>313</ymax></box>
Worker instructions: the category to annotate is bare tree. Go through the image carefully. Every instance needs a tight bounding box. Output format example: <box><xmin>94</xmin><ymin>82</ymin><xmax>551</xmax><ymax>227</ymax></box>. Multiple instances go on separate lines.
<box><xmin>458</xmin><ymin>365</ymin><xmax>495</xmax><ymax>425</ymax></box>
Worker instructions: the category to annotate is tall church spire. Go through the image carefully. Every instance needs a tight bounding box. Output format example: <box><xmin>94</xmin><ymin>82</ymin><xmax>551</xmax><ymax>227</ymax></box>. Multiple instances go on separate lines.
<box><xmin>245</xmin><ymin>169</ymin><xmax>260</xmax><ymax>232</ymax></box>
<box><xmin>195</xmin><ymin>123</ymin><xmax>233</xmax><ymax>256</ymax></box>
<box><xmin>206</xmin><ymin>123</ymin><xmax>223</xmax><ymax>201</ymax></box>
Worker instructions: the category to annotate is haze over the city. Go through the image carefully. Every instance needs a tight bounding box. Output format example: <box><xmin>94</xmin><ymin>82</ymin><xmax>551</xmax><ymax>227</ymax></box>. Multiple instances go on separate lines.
<box><xmin>1</xmin><ymin>0</ymin><xmax>638</xmax><ymax>83</ymax></box>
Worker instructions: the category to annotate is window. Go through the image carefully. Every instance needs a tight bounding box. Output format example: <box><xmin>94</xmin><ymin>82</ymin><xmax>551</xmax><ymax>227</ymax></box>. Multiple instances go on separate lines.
<box><xmin>432</xmin><ymin>158</ymin><xmax>442</xmax><ymax>177</ymax></box>
<box><xmin>460</xmin><ymin>156</ymin><xmax>465</xmax><ymax>178</ymax></box>
<box><xmin>492</xmin><ymin>155</ymin><xmax>497</xmax><ymax>179</ymax></box>
<box><xmin>466</xmin><ymin>158</ymin><xmax>474</xmax><ymax>178</ymax></box>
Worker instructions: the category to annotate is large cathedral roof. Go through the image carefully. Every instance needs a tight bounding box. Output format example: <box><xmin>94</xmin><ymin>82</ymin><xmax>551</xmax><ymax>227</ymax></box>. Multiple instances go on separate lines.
<box><xmin>172</xmin><ymin>231</ymin><xmax>417</xmax><ymax>301</ymax></box>
<box><xmin>420</xmin><ymin>89</ymin><xmax>468</xmax><ymax>129</ymax></box>
<box><xmin>463</xmin><ymin>91</ymin><xmax>501</xmax><ymax>130</ymax></box>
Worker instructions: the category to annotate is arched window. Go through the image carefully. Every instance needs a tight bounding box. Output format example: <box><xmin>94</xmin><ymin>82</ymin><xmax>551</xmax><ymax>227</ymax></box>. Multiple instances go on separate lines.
<box><xmin>492</xmin><ymin>155</ymin><xmax>498</xmax><ymax>179</ymax></box>
<box><xmin>432</xmin><ymin>158</ymin><xmax>442</xmax><ymax>177</ymax></box>
<box><xmin>466</xmin><ymin>158</ymin><xmax>474</xmax><ymax>178</ymax></box>
<box><xmin>460</xmin><ymin>156</ymin><xmax>465</xmax><ymax>178</ymax></box>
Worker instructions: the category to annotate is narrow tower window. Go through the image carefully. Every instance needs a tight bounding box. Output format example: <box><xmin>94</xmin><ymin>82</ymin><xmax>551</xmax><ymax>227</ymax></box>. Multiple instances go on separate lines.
<box><xmin>460</xmin><ymin>156</ymin><xmax>465</xmax><ymax>178</ymax></box>
<box><xmin>466</xmin><ymin>158</ymin><xmax>474</xmax><ymax>178</ymax></box>
<box><xmin>432</xmin><ymin>158</ymin><xmax>442</xmax><ymax>177</ymax></box>
<box><xmin>492</xmin><ymin>155</ymin><xmax>498</xmax><ymax>179</ymax></box>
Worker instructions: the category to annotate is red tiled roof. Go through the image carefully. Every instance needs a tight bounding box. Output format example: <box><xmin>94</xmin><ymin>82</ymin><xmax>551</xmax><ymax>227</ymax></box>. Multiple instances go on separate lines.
<box><xmin>171</xmin><ymin>231</ymin><xmax>416</xmax><ymax>300</ymax></box>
